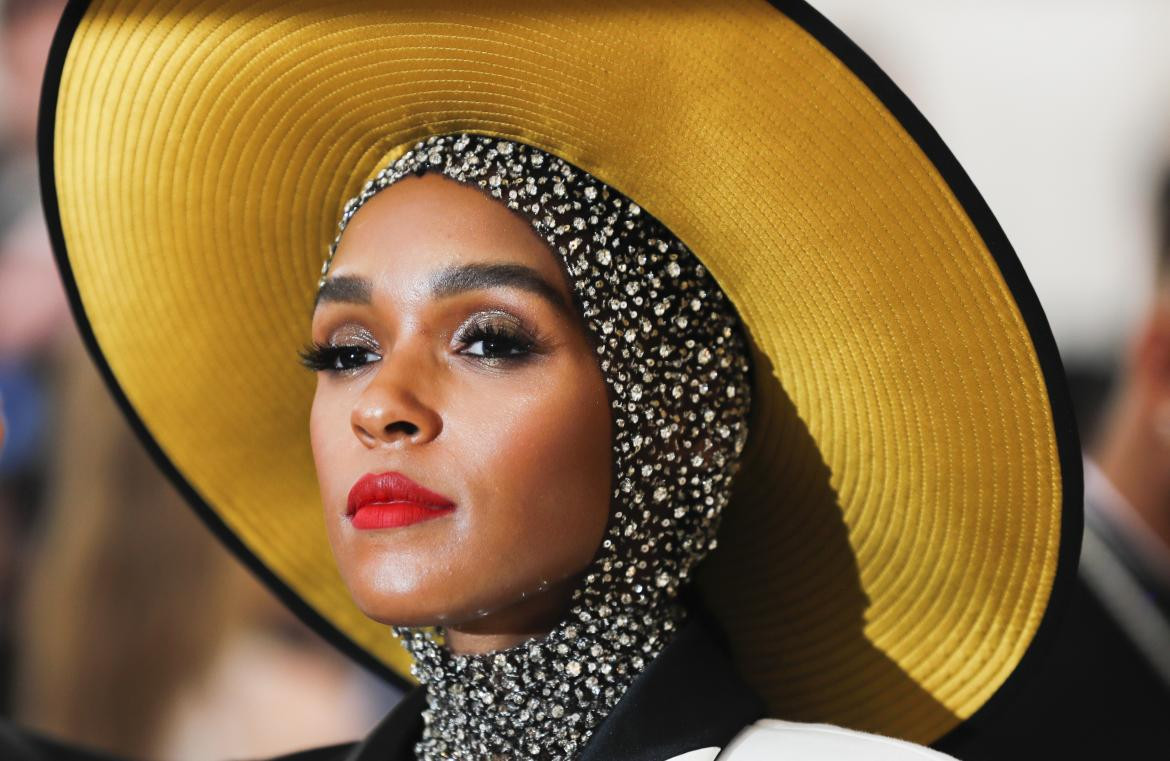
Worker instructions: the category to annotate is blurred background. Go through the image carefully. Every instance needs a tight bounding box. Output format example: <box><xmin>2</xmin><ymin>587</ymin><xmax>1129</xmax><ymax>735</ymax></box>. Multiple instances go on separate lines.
<box><xmin>0</xmin><ymin>3</ymin><xmax>401</xmax><ymax>760</ymax></box>
<box><xmin>0</xmin><ymin>0</ymin><xmax>1168</xmax><ymax>759</ymax></box>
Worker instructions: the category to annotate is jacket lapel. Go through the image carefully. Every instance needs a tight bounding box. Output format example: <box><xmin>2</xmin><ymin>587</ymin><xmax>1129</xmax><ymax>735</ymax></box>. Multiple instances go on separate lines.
<box><xmin>578</xmin><ymin>614</ymin><xmax>764</xmax><ymax>761</ymax></box>
<box><xmin>342</xmin><ymin>686</ymin><xmax>426</xmax><ymax>761</ymax></box>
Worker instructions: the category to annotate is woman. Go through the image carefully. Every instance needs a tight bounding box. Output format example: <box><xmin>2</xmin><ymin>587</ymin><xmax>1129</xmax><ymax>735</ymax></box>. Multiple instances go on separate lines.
<box><xmin>4</xmin><ymin>1</ymin><xmax>1081</xmax><ymax>759</ymax></box>
<box><xmin>305</xmin><ymin>133</ymin><xmax>756</xmax><ymax>759</ymax></box>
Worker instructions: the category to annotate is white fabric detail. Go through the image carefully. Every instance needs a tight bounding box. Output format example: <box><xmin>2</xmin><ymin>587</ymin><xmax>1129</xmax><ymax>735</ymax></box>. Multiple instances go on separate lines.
<box><xmin>1084</xmin><ymin>457</ymin><xmax>1170</xmax><ymax>588</ymax></box>
<box><xmin>1079</xmin><ymin>512</ymin><xmax>1170</xmax><ymax>688</ymax></box>
<box><xmin>715</xmin><ymin>719</ymin><xmax>959</xmax><ymax>759</ymax></box>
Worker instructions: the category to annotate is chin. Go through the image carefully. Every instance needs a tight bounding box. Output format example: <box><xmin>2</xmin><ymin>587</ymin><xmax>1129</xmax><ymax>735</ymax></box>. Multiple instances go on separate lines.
<box><xmin>355</xmin><ymin>598</ymin><xmax>448</xmax><ymax>629</ymax></box>
<box><xmin>346</xmin><ymin>578</ymin><xmax>454</xmax><ymax>629</ymax></box>
<box><xmin>337</xmin><ymin>554</ymin><xmax>475</xmax><ymax>629</ymax></box>
<box><xmin>344</xmin><ymin>562</ymin><xmax>559</xmax><ymax>632</ymax></box>
<box><xmin>353</xmin><ymin>589</ymin><xmax>516</xmax><ymax>631</ymax></box>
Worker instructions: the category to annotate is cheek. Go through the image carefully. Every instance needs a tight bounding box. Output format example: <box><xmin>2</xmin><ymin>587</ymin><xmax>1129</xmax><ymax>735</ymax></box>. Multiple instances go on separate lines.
<box><xmin>458</xmin><ymin>362</ymin><xmax>613</xmax><ymax>564</ymax></box>
<box><xmin>309</xmin><ymin>383</ymin><xmax>357</xmax><ymax>525</ymax></box>
<box><xmin>448</xmin><ymin>358</ymin><xmax>613</xmax><ymax>585</ymax></box>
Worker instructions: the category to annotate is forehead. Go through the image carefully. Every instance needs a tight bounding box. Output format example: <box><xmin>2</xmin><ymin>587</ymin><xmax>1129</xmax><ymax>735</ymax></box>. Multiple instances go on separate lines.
<box><xmin>329</xmin><ymin>173</ymin><xmax>568</xmax><ymax>290</ymax></box>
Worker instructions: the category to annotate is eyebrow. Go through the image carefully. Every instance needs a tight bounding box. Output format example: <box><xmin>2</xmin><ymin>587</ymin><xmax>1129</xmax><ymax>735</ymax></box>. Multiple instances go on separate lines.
<box><xmin>314</xmin><ymin>275</ymin><xmax>371</xmax><ymax>310</ymax></box>
<box><xmin>313</xmin><ymin>263</ymin><xmax>571</xmax><ymax>315</ymax></box>
<box><xmin>428</xmin><ymin>262</ymin><xmax>571</xmax><ymax>315</ymax></box>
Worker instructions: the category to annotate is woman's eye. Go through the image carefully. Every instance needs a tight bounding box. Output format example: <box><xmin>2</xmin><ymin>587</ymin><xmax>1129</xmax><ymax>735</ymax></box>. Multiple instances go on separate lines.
<box><xmin>331</xmin><ymin>346</ymin><xmax>381</xmax><ymax>369</ymax></box>
<box><xmin>298</xmin><ymin>343</ymin><xmax>381</xmax><ymax>373</ymax></box>
<box><xmin>455</xmin><ymin>316</ymin><xmax>538</xmax><ymax>363</ymax></box>
<box><xmin>462</xmin><ymin>332</ymin><xmax>531</xmax><ymax>358</ymax></box>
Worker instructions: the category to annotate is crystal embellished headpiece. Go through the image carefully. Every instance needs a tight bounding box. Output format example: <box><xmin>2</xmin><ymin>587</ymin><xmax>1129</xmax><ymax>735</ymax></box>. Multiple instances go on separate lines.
<box><xmin>323</xmin><ymin>133</ymin><xmax>753</xmax><ymax>760</ymax></box>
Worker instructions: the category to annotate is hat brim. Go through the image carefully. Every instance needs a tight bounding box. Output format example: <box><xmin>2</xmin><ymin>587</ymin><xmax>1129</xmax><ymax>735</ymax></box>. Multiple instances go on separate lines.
<box><xmin>41</xmin><ymin>0</ymin><xmax>1081</xmax><ymax>746</ymax></box>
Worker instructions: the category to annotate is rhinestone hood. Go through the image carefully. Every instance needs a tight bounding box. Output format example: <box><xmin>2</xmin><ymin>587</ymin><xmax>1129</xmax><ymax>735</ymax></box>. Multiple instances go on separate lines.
<box><xmin>324</xmin><ymin>133</ymin><xmax>753</xmax><ymax>760</ymax></box>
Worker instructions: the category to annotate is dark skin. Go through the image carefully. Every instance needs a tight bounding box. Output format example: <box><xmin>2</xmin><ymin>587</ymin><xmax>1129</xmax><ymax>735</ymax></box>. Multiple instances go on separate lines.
<box><xmin>308</xmin><ymin>173</ymin><xmax>613</xmax><ymax>656</ymax></box>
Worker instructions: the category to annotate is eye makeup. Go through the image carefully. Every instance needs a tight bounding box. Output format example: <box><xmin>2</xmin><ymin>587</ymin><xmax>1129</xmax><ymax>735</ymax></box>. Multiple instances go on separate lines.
<box><xmin>300</xmin><ymin>308</ymin><xmax>550</xmax><ymax>374</ymax></box>
<box><xmin>299</xmin><ymin>323</ymin><xmax>380</xmax><ymax>374</ymax></box>
<box><xmin>451</xmin><ymin>308</ymin><xmax>545</xmax><ymax>366</ymax></box>
<box><xmin>298</xmin><ymin>341</ymin><xmax>380</xmax><ymax>373</ymax></box>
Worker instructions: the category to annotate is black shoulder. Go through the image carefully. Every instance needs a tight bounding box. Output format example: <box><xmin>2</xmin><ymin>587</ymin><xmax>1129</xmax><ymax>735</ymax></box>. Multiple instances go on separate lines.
<box><xmin>0</xmin><ymin>719</ymin><xmax>130</xmax><ymax>761</ymax></box>
<box><xmin>1</xmin><ymin>717</ymin><xmax>359</xmax><ymax>761</ymax></box>
<box><xmin>262</xmin><ymin>741</ymin><xmax>358</xmax><ymax>761</ymax></box>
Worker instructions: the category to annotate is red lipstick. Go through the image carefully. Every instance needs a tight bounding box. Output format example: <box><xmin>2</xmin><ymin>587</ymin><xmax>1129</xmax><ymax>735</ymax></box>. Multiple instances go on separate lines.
<box><xmin>346</xmin><ymin>472</ymin><xmax>455</xmax><ymax>530</ymax></box>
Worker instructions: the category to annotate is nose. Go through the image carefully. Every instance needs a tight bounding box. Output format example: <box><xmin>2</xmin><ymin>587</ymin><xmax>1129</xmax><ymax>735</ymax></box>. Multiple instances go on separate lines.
<box><xmin>350</xmin><ymin>347</ymin><xmax>443</xmax><ymax>448</ymax></box>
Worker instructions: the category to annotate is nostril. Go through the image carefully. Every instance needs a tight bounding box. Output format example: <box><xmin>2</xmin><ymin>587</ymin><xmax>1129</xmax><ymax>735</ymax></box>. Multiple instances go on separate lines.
<box><xmin>386</xmin><ymin>420</ymin><xmax>419</xmax><ymax>437</ymax></box>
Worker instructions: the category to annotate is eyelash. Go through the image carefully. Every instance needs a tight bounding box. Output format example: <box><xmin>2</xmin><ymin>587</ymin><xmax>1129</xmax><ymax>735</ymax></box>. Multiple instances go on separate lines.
<box><xmin>298</xmin><ymin>342</ymin><xmax>380</xmax><ymax>373</ymax></box>
<box><xmin>455</xmin><ymin>317</ymin><xmax>540</xmax><ymax>363</ymax></box>
<box><xmin>298</xmin><ymin>315</ymin><xmax>540</xmax><ymax>374</ymax></box>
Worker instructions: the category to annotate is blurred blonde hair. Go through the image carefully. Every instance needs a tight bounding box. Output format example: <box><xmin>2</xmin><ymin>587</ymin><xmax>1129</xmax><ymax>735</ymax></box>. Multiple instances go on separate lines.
<box><xmin>12</xmin><ymin>333</ymin><xmax>254</xmax><ymax>758</ymax></box>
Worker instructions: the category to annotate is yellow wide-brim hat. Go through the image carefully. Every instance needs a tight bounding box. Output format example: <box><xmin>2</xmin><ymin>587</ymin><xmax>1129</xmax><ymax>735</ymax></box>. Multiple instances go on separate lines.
<box><xmin>41</xmin><ymin>0</ymin><xmax>1081</xmax><ymax>748</ymax></box>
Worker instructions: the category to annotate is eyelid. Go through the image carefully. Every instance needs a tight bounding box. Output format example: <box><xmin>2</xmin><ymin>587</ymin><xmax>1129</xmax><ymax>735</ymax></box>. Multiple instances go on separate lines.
<box><xmin>324</xmin><ymin>322</ymin><xmax>379</xmax><ymax>349</ymax></box>
<box><xmin>313</xmin><ymin>307</ymin><xmax>551</xmax><ymax>355</ymax></box>
<box><xmin>453</xmin><ymin>308</ymin><xmax>532</xmax><ymax>337</ymax></box>
<box><xmin>452</xmin><ymin>308</ymin><xmax>552</xmax><ymax>353</ymax></box>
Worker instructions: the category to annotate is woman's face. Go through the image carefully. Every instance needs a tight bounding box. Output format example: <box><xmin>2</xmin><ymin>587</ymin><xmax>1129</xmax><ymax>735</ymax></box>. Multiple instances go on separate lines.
<box><xmin>309</xmin><ymin>173</ymin><xmax>612</xmax><ymax>641</ymax></box>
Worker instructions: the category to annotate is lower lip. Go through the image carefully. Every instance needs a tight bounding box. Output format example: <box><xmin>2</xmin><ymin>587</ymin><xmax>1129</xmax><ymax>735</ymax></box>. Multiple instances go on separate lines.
<box><xmin>350</xmin><ymin>502</ymin><xmax>455</xmax><ymax>530</ymax></box>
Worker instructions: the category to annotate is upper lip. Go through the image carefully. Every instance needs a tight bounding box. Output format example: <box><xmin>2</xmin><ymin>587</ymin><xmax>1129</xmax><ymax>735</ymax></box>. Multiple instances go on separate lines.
<box><xmin>346</xmin><ymin>471</ymin><xmax>456</xmax><ymax>516</ymax></box>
